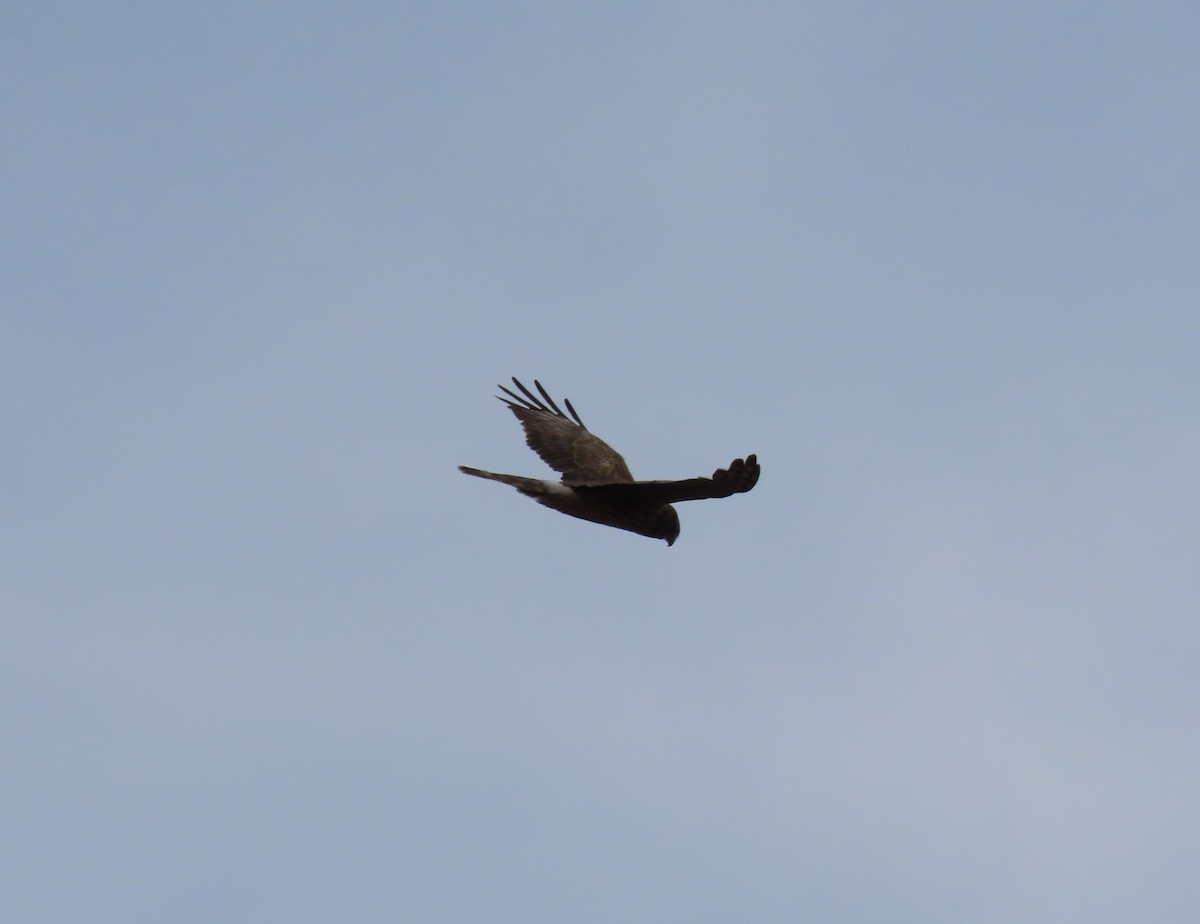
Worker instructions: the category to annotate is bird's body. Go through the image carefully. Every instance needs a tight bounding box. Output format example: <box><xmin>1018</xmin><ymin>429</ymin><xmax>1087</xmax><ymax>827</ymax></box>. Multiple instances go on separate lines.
<box><xmin>459</xmin><ymin>378</ymin><xmax>759</xmax><ymax>545</ymax></box>
<box><xmin>457</xmin><ymin>465</ymin><xmax>683</xmax><ymax>541</ymax></box>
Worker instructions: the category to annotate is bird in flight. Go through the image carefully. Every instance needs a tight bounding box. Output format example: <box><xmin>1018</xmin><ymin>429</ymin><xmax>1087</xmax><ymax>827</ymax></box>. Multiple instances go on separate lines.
<box><xmin>459</xmin><ymin>378</ymin><xmax>759</xmax><ymax>545</ymax></box>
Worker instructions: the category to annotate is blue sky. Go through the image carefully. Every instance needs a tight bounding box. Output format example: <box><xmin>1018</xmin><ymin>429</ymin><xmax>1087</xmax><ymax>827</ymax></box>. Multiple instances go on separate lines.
<box><xmin>4</xmin><ymin>3</ymin><xmax>1199</xmax><ymax>921</ymax></box>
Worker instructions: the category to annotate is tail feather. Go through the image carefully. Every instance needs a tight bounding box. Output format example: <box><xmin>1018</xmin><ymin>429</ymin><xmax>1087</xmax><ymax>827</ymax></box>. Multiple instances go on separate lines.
<box><xmin>458</xmin><ymin>465</ymin><xmax>549</xmax><ymax>497</ymax></box>
<box><xmin>458</xmin><ymin>465</ymin><xmax>502</xmax><ymax>481</ymax></box>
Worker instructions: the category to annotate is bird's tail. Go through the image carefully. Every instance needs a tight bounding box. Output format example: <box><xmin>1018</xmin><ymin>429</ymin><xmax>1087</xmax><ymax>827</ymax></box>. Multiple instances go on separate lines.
<box><xmin>458</xmin><ymin>465</ymin><xmax>551</xmax><ymax>497</ymax></box>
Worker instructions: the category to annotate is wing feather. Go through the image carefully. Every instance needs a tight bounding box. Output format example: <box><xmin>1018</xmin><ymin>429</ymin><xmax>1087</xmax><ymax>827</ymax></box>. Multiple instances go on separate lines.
<box><xmin>574</xmin><ymin>455</ymin><xmax>760</xmax><ymax>505</ymax></box>
<box><xmin>498</xmin><ymin>378</ymin><xmax>634</xmax><ymax>484</ymax></box>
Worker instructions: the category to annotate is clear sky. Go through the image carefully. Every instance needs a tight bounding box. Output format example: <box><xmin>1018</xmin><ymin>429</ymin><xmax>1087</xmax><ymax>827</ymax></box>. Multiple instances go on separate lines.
<box><xmin>4</xmin><ymin>3</ymin><xmax>1199</xmax><ymax>921</ymax></box>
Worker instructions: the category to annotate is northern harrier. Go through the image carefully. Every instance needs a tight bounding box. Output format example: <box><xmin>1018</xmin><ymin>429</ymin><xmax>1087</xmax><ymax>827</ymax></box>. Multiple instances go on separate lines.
<box><xmin>459</xmin><ymin>378</ymin><xmax>759</xmax><ymax>545</ymax></box>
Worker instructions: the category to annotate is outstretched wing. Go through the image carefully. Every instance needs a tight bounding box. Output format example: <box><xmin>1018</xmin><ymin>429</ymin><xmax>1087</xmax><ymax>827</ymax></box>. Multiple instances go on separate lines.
<box><xmin>574</xmin><ymin>455</ymin><xmax>760</xmax><ymax>505</ymax></box>
<box><xmin>498</xmin><ymin>378</ymin><xmax>634</xmax><ymax>485</ymax></box>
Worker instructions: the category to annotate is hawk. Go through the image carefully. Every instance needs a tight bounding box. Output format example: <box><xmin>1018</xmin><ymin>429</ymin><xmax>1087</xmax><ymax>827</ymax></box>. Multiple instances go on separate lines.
<box><xmin>459</xmin><ymin>378</ymin><xmax>760</xmax><ymax>545</ymax></box>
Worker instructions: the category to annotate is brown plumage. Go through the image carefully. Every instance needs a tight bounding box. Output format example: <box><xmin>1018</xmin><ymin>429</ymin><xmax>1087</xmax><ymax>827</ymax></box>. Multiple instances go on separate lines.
<box><xmin>459</xmin><ymin>378</ymin><xmax>760</xmax><ymax>545</ymax></box>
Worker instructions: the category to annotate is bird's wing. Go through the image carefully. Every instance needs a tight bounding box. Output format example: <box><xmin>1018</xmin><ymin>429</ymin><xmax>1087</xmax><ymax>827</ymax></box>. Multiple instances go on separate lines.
<box><xmin>498</xmin><ymin>378</ymin><xmax>634</xmax><ymax>484</ymax></box>
<box><xmin>573</xmin><ymin>455</ymin><xmax>760</xmax><ymax>505</ymax></box>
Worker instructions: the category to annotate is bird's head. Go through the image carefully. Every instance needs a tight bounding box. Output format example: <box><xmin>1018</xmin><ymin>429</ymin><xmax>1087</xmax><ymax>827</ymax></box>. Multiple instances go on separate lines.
<box><xmin>656</xmin><ymin>506</ymin><xmax>681</xmax><ymax>547</ymax></box>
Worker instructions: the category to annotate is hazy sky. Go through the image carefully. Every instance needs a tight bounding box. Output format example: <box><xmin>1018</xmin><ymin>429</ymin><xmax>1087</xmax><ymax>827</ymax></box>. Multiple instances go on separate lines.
<box><xmin>5</xmin><ymin>3</ymin><xmax>1199</xmax><ymax>921</ymax></box>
